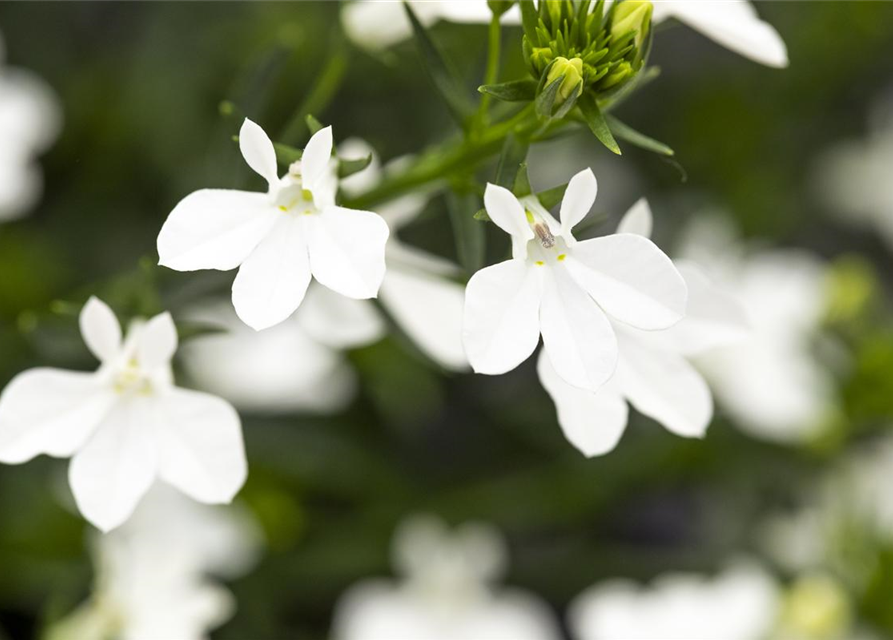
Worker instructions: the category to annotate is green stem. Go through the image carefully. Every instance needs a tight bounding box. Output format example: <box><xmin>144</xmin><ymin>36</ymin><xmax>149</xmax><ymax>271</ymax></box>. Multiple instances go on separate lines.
<box><xmin>279</xmin><ymin>47</ymin><xmax>348</xmax><ymax>145</ymax></box>
<box><xmin>476</xmin><ymin>14</ymin><xmax>503</xmax><ymax>130</ymax></box>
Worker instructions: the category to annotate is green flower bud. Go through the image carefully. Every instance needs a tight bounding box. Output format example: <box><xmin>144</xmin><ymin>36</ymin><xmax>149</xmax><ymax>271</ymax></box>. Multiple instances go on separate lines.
<box><xmin>487</xmin><ymin>0</ymin><xmax>515</xmax><ymax>18</ymax></box>
<box><xmin>611</xmin><ymin>1</ymin><xmax>653</xmax><ymax>50</ymax></box>
<box><xmin>598</xmin><ymin>61</ymin><xmax>633</xmax><ymax>90</ymax></box>
<box><xmin>545</xmin><ymin>56</ymin><xmax>584</xmax><ymax>104</ymax></box>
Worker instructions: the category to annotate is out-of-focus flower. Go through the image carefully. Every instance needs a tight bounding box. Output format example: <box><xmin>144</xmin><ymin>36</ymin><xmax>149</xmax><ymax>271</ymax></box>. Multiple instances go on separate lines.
<box><xmin>181</xmin><ymin>285</ymin><xmax>384</xmax><ymax>414</ymax></box>
<box><xmin>0</xmin><ymin>28</ymin><xmax>61</xmax><ymax>220</ymax></box>
<box><xmin>568</xmin><ymin>561</ymin><xmax>781</xmax><ymax>640</ymax></box>
<box><xmin>539</xmin><ymin>199</ymin><xmax>747</xmax><ymax>456</ymax></box>
<box><xmin>678</xmin><ymin>215</ymin><xmax>837</xmax><ymax>444</ymax></box>
<box><xmin>0</xmin><ymin>297</ymin><xmax>246</xmax><ymax>532</ymax></box>
<box><xmin>652</xmin><ymin>0</ymin><xmax>788</xmax><ymax>68</ymax></box>
<box><xmin>342</xmin><ymin>0</ymin><xmax>521</xmax><ymax>50</ymax></box>
<box><xmin>463</xmin><ymin>169</ymin><xmax>687</xmax><ymax>392</ymax></box>
<box><xmin>332</xmin><ymin>514</ymin><xmax>560</xmax><ymax>640</ymax></box>
<box><xmin>47</xmin><ymin>483</ymin><xmax>262</xmax><ymax>640</ymax></box>
<box><xmin>157</xmin><ymin>119</ymin><xmax>389</xmax><ymax>331</ymax></box>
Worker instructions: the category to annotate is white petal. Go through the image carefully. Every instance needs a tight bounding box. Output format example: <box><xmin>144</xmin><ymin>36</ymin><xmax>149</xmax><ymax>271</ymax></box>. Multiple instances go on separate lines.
<box><xmin>379</xmin><ymin>267</ymin><xmax>469</xmax><ymax>371</ymax></box>
<box><xmin>616</xmin><ymin>329</ymin><xmax>712</xmax><ymax>438</ymax></box>
<box><xmin>566</xmin><ymin>234</ymin><xmax>687</xmax><ymax>330</ymax></box>
<box><xmin>297</xmin><ymin>284</ymin><xmax>385</xmax><ymax>350</ymax></box>
<box><xmin>616</xmin><ymin>197</ymin><xmax>653</xmax><ymax>238</ymax></box>
<box><xmin>136</xmin><ymin>311</ymin><xmax>178</xmax><ymax>371</ymax></box>
<box><xmin>155</xmin><ymin>388</ymin><xmax>247</xmax><ymax>504</ymax></box>
<box><xmin>539</xmin><ymin>266</ymin><xmax>618</xmax><ymax>392</ymax></box>
<box><xmin>484</xmin><ymin>183</ymin><xmax>534</xmax><ymax>259</ymax></box>
<box><xmin>157</xmin><ymin>189</ymin><xmax>278</xmax><ymax>272</ymax></box>
<box><xmin>0</xmin><ymin>369</ymin><xmax>115</xmax><ymax>463</ymax></box>
<box><xmin>232</xmin><ymin>215</ymin><xmax>312</xmax><ymax>330</ymax></box>
<box><xmin>69</xmin><ymin>398</ymin><xmax>158</xmax><ymax>532</ymax></box>
<box><xmin>307</xmin><ymin>206</ymin><xmax>389</xmax><ymax>299</ymax></box>
<box><xmin>302</xmin><ymin>125</ymin><xmax>334</xmax><ymax>192</ymax></box>
<box><xmin>537</xmin><ymin>351</ymin><xmax>628</xmax><ymax>457</ymax></box>
<box><xmin>79</xmin><ymin>296</ymin><xmax>122</xmax><ymax>363</ymax></box>
<box><xmin>462</xmin><ymin>260</ymin><xmax>543</xmax><ymax>375</ymax></box>
<box><xmin>239</xmin><ymin>118</ymin><xmax>279</xmax><ymax>189</ymax></box>
<box><xmin>560</xmin><ymin>168</ymin><xmax>598</xmax><ymax>238</ymax></box>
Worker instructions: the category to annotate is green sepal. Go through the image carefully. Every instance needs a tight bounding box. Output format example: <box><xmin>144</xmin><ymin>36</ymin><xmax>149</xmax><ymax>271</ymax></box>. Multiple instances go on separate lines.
<box><xmin>473</xmin><ymin>208</ymin><xmax>491</xmax><ymax>221</ymax></box>
<box><xmin>478</xmin><ymin>78</ymin><xmax>538</xmax><ymax>102</ymax></box>
<box><xmin>338</xmin><ymin>154</ymin><xmax>374</xmax><ymax>179</ymax></box>
<box><xmin>579</xmin><ymin>92</ymin><xmax>621</xmax><ymax>155</ymax></box>
<box><xmin>513</xmin><ymin>163</ymin><xmax>532</xmax><ymax>198</ymax></box>
<box><xmin>305</xmin><ymin>114</ymin><xmax>325</xmax><ymax>135</ymax></box>
<box><xmin>536</xmin><ymin>182</ymin><xmax>568</xmax><ymax>210</ymax></box>
<box><xmin>536</xmin><ymin>75</ymin><xmax>563</xmax><ymax>119</ymax></box>
<box><xmin>520</xmin><ymin>0</ymin><xmax>539</xmax><ymax>41</ymax></box>
<box><xmin>604</xmin><ymin>115</ymin><xmax>674</xmax><ymax>157</ymax></box>
<box><xmin>495</xmin><ymin>134</ymin><xmax>530</xmax><ymax>190</ymax></box>
<box><xmin>447</xmin><ymin>190</ymin><xmax>486</xmax><ymax>274</ymax></box>
<box><xmin>273</xmin><ymin>142</ymin><xmax>303</xmax><ymax>166</ymax></box>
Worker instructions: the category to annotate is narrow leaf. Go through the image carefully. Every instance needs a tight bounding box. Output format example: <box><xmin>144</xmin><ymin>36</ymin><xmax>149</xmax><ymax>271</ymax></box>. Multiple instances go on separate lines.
<box><xmin>447</xmin><ymin>191</ymin><xmax>486</xmax><ymax>274</ymax></box>
<box><xmin>513</xmin><ymin>163</ymin><xmax>532</xmax><ymax>198</ymax></box>
<box><xmin>478</xmin><ymin>78</ymin><xmax>538</xmax><ymax>102</ymax></box>
<box><xmin>604</xmin><ymin>115</ymin><xmax>674</xmax><ymax>156</ymax></box>
<box><xmin>520</xmin><ymin>0</ymin><xmax>539</xmax><ymax>41</ymax></box>
<box><xmin>579</xmin><ymin>93</ymin><xmax>622</xmax><ymax>155</ymax></box>
<box><xmin>495</xmin><ymin>134</ymin><xmax>530</xmax><ymax>190</ymax></box>
<box><xmin>305</xmin><ymin>114</ymin><xmax>325</xmax><ymax>135</ymax></box>
<box><xmin>273</xmin><ymin>142</ymin><xmax>303</xmax><ymax>166</ymax></box>
<box><xmin>537</xmin><ymin>183</ymin><xmax>568</xmax><ymax>210</ymax></box>
<box><xmin>536</xmin><ymin>75</ymin><xmax>563</xmax><ymax>119</ymax></box>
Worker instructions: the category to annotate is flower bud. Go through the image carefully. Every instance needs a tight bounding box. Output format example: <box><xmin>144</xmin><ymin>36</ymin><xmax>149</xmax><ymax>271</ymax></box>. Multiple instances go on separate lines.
<box><xmin>545</xmin><ymin>57</ymin><xmax>584</xmax><ymax>105</ymax></box>
<box><xmin>611</xmin><ymin>1</ymin><xmax>653</xmax><ymax>50</ymax></box>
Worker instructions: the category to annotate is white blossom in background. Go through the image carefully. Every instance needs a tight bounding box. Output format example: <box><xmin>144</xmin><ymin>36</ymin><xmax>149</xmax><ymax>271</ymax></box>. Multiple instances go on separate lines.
<box><xmin>333</xmin><ymin>514</ymin><xmax>560</xmax><ymax>640</ymax></box>
<box><xmin>464</xmin><ymin>169</ymin><xmax>687</xmax><ymax>393</ymax></box>
<box><xmin>678</xmin><ymin>215</ymin><xmax>837</xmax><ymax>444</ymax></box>
<box><xmin>342</xmin><ymin>1</ymin><xmax>521</xmax><ymax>50</ymax></box>
<box><xmin>47</xmin><ymin>483</ymin><xmax>262</xmax><ymax>640</ymax></box>
<box><xmin>568</xmin><ymin>561</ymin><xmax>781</xmax><ymax>640</ymax></box>
<box><xmin>157</xmin><ymin>119</ymin><xmax>389</xmax><ymax>331</ymax></box>
<box><xmin>0</xmin><ymin>28</ymin><xmax>61</xmax><ymax>220</ymax></box>
<box><xmin>0</xmin><ymin>297</ymin><xmax>247</xmax><ymax>532</ymax></box>
<box><xmin>181</xmin><ymin>285</ymin><xmax>384</xmax><ymax>414</ymax></box>
<box><xmin>539</xmin><ymin>199</ymin><xmax>748</xmax><ymax>456</ymax></box>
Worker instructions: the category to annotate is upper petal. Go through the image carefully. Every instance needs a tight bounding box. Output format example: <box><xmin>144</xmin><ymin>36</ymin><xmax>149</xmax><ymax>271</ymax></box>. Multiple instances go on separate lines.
<box><xmin>307</xmin><ymin>206</ymin><xmax>389</xmax><ymax>300</ymax></box>
<box><xmin>232</xmin><ymin>215</ymin><xmax>312</xmax><ymax>331</ymax></box>
<box><xmin>302</xmin><ymin>126</ymin><xmax>334</xmax><ymax>193</ymax></box>
<box><xmin>566</xmin><ymin>234</ymin><xmax>687</xmax><ymax>330</ymax></box>
<box><xmin>537</xmin><ymin>350</ymin><xmax>628</xmax><ymax>457</ymax></box>
<box><xmin>484</xmin><ymin>183</ymin><xmax>534</xmax><ymax>259</ymax></box>
<box><xmin>154</xmin><ymin>388</ymin><xmax>247</xmax><ymax>504</ymax></box>
<box><xmin>462</xmin><ymin>259</ymin><xmax>543</xmax><ymax>375</ymax></box>
<box><xmin>136</xmin><ymin>311</ymin><xmax>179</xmax><ymax>371</ymax></box>
<box><xmin>157</xmin><ymin>189</ymin><xmax>278</xmax><ymax>272</ymax></box>
<box><xmin>616</xmin><ymin>197</ymin><xmax>653</xmax><ymax>238</ymax></box>
<box><xmin>560</xmin><ymin>168</ymin><xmax>598</xmax><ymax>238</ymax></box>
<box><xmin>80</xmin><ymin>296</ymin><xmax>122</xmax><ymax>363</ymax></box>
<box><xmin>0</xmin><ymin>368</ymin><xmax>115</xmax><ymax>463</ymax></box>
<box><xmin>539</xmin><ymin>266</ymin><xmax>618</xmax><ymax>392</ymax></box>
<box><xmin>239</xmin><ymin>118</ymin><xmax>279</xmax><ymax>190</ymax></box>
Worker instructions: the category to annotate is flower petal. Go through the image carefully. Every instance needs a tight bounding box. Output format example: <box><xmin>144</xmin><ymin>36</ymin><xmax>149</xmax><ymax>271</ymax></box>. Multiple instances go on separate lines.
<box><xmin>79</xmin><ymin>296</ymin><xmax>122</xmax><ymax>363</ymax></box>
<box><xmin>484</xmin><ymin>183</ymin><xmax>534</xmax><ymax>259</ymax></box>
<box><xmin>616</xmin><ymin>197</ymin><xmax>653</xmax><ymax>238</ymax></box>
<box><xmin>154</xmin><ymin>388</ymin><xmax>247</xmax><ymax>504</ymax></box>
<box><xmin>136</xmin><ymin>311</ymin><xmax>178</xmax><ymax>371</ymax></box>
<box><xmin>537</xmin><ymin>350</ymin><xmax>628</xmax><ymax>457</ymax></box>
<box><xmin>302</xmin><ymin>125</ymin><xmax>334</xmax><ymax>192</ymax></box>
<box><xmin>69</xmin><ymin>398</ymin><xmax>158</xmax><ymax>532</ymax></box>
<box><xmin>157</xmin><ymin>189</ymin><xmax>278</xmax><ymax>272</ymax></box>
<box><xmin>297</xmin><ymin>284</ymin><xmax>385</xmax><ymax>350</ymax></box>
<box><xmin>232</xmin><ymin>215</ymin><xmax>312</xmax><ymax>330</ymax></box>
<box><xmin>239</xmin><ymin>118</ymin><xmax>279</xmax><ymax>189</ymax></box>
<box><xmin>566</xmin><ymin>234</ymin><xmax>687</xmax><ymax>330</ymax></box>
<box><xmin>307</xmin><ymin>206</ymin><xmax>389</xmax><ymax>299</ymax></box>
<box><xmin>539</xmin><ymin>266</ymin><xmax>618</xmax><ymax>392</ymax></box>
<box><xmin>560</xmin><ymin>168</ymin><xmax>598</xmax><ymax>238</ymax></box>
<box><xmin>0</xmin><ymin>369</ymin><xmax>115</xmax><ymax>463</ymax></box>
<box><xmin>462</xmin><ymin>260</ymin><xmax>543</xmax><ymax>375</ymax></box>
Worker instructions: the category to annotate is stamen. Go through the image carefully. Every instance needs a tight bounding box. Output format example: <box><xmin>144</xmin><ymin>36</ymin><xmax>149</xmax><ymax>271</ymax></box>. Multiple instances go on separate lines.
<box><xmin>534</xmin><ymin>223</ymin><xmax>555</xmax><ymax>249</ymax></box>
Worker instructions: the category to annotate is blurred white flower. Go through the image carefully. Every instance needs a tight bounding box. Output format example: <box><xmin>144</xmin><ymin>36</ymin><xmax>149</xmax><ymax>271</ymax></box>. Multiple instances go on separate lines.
<box><xmin>0</xmin><ymin>28</ymin><xmax>61</xmax><ymax>220</ymax></box>
<box><xmin>0</xmin><ymin>297</ymin><xmax>246</xmax><ymax>532</ymax></box>
<box><xmin>464</xmin><ymin>170</ymin><xmax>687</xmax><ymax>392</ymax></box>
<box><xmin>539</xmin><ymin>199</ymin><xmax>748</xmax><ymax>456</ymax></box>
<box><xmin>332</xmin><ymin>514</ymin><xmax>560</xmax><ymax>640</ymax></box>
<box><xmin>678</xmin><ymin>215</ymin><xmax>837</xmax><ymax>443</ymax></box>
<box><xmin>568</xmin><ymin>561</ymin><xmax>781</xmax><ymax>640</ymax></box>
<box><xmin>157</xmin><ymin>119</ymin><xmax>389</xmax><ymax>331</ymax></box>
<box><xmin>342</xmin><ymin>1</ymin><xmax>521</xmax><ymax>50</ymax></box>
<box><xmin>181</xmin><ymin>285</ymin><xmax>384</xmax><ymax>414</ymax></box>
<box><xmin>652</xmin><ymin>0</ymin><xmax>789</xmax><ymax>68</ymax></box>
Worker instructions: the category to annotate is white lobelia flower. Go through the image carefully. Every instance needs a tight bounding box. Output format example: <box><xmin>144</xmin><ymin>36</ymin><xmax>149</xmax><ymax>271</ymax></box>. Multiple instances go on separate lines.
<box><xmin>538</xmin><ymin>199</ymin><xmax>748</xmax><ymax>456</ymax></box>
<box><xmin>0</xmin><ymin>28</ymin><xmax>62</xmax><ymax>220</ymax></box>
<box><xmin>332</xmin><ymin>514</ymin><xmax>561</xmax><ymax>640</ymax></box>
<box><xmin>342</xmin><ymin>0</ymin><xmax>521</xmax><ymax>51</ymax></box>
<box><xmin>651</xmin><ymin>0</ymin><xmax>789</xmax><ymax>68</ymax></box>
<box><xmin>0</xmin><ymin>297</ymin><xmax>247</xmax><ymax>532</ymax></box>
<box><xmin>463</xmin><ymin>169</ymin><xmax>687</xmax><ymax>393</ymax></box>
<box><xmin>157</xmin><ymin>118</ymin><xmax>389</xmax><ymax>331</ymax></box>
<box><xmin>568</xmin><ymin>561</ymin><xmax>781</xmax><ymax>640</ymax></box>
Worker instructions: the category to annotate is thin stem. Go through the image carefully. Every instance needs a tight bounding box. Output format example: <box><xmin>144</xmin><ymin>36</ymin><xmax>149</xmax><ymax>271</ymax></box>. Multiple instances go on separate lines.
<box><xmin>476</xmin><ymin>14</ymin><xmax>503</xmax><ymax>130</ymax></box>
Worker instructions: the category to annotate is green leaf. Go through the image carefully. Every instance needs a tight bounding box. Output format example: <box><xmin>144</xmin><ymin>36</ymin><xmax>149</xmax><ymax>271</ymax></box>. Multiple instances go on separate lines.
<box><xmin>447</xmin><ymin>191</ymin><xmax>486</xmax><ymax>274</ymax></box>
<box><xmin>579</xmin><ymin>93</ymin><xmax>622</xmax><ymax>155</ymax></box>
<box><xmin>338</xmin><ymin>154</ymin><xmax>373</xmax><ymax>179</ymax></box>
<box><xmin>604</xmin><ymin>114</ymin><xmax>674</xmax><ymax>156</ymax></box>
<box><xmin>552</xmin><ymin>83</ymin><xmax>582</xmax><ymax>120</ymax></box>
<box><xmin>520</xmin><ymin>0</ymin><xmax>539</xmax><ymax>41</ymax></box>
<box><xmin>403</xmin><ymin>1</ymin><xmax>474</xmax><ymax>126</ymax></box>
<box><xmin>495</xmin><ymin>134</ymin><xmax>529</xmax><ymax>191</ymax></box>
<box><xmin>305</xmin><ymin>114</ymin><xmax>325</xmax><ymax>136</ymax></box>
<box><xmin>478</xmin><ymin>78</ymin><xmax>537</xmax><ymax>102</ymax></box>
<box><xmin>535</xmin><ymin>75</ymin><xmax>563</xmax><ymax>119</ymax></box>
<box><xmin>273</xmin><ymin>142</ymin><xmax>303</xmax><ymax>166</ymax></box>
<box><xmin>513</xmin><ymin>163</ymin><xmax>532</xmax><ymax>198</ymax></box>
<box><xmin>536</xmin><ymin>183</ymin><xmax>568</xmax><ymax>210</ymax></box>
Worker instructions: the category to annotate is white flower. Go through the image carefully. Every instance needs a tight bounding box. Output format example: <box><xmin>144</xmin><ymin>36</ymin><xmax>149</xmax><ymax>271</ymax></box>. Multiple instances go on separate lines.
<box><xmin>652</xmin><ymin>0</ymin><xmax>789</xmax><ymax>68</ymax></box>
<box><xmin>463</xmin><ymin>169</ymin><xmax>687</xmax><ymax>393</ymax></box>
<box><xmin>0</xmin><ymin>28</ymin><xmax>61</xmax><ymax>220</ymax></box>
<box><xmin>332</xmin><ymin>514</ymin><xmax>560</xmax><ymax>640</ymax></box>
<box><xmin>181</xmin><ymin>284</ymin><xmax>385</xmax><ymax>414</ymax></box>
<box><xmin>342</xmin><ymin>0</ymin><xmax>521</xmax><ymax>50</ymax></box>
<box><xmin>568</xmin><ymin>561</ymin><xmax>781</xmax><ymax>640</ymax></box>
<box><xmin>157</xmin><ymin>119</ymin><xmax>389</xmax><ymax>331</ymax></box>
<box><xmin>0</xmin><ymin>297</ymin><xmax>247</xmax><ymax>532</ymax></box>
<box><xmin>538</xmin><ymin>199</ymin><xmax>748</xmax><ymax>456</ymax></box>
